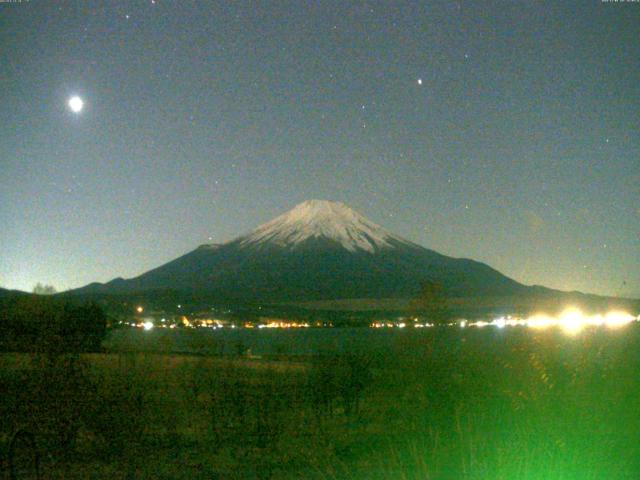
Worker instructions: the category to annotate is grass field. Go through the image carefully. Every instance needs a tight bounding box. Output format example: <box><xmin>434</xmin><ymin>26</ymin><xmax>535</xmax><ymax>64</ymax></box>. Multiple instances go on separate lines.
<box><xmin>1</xmin><ymin>325</ymin><xmax>639</xmax><ymax>479</ymax></box>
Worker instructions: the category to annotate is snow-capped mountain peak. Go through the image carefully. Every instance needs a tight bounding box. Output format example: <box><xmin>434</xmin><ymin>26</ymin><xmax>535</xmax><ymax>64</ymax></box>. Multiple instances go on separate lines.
<box><xmin>238</xmin><ymin>200</ymin><xmax>410</xmax><ymax>253</ymax></box>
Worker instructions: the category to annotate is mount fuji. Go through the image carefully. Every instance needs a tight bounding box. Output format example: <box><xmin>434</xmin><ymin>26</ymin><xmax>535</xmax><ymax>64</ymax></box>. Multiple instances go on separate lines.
<box><xmin>71</xmin><ymin>200</ymin><xmax>536</xmax><ymax>304</ymax></box>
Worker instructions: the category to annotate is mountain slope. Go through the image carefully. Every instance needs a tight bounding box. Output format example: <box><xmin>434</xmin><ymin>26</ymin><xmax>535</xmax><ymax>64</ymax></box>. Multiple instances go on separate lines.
<box><xmin>238</xmin><ymin>200</ymin><xmax>414</xmax><ymax>252</ymax></box>
<box><xmin>71</xmin><ymin>200</ymin><xmax>529</xmax><ymax>302</ymax></box>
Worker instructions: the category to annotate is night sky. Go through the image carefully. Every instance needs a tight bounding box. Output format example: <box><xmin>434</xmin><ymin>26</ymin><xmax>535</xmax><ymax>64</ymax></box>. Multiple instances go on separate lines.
<box><xmin>1</xmin><ymin>1</ymin><xmax>638</xmax><ymax>298</ymax></box>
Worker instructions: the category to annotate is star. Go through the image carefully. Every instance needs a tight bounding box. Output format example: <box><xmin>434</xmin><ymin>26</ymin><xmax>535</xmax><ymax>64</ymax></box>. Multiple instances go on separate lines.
<box><xmin>417</xmin><ymin>78</ymin><xmax>423</xmax><ymax>85</ymax></box>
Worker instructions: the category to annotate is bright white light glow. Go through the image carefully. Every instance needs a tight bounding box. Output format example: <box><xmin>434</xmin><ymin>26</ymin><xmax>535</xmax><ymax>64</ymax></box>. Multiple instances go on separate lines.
<box><xmin>68</xmin><ymin>96</ymin><xmax>83</xmax><ymax>113</ymax></box>
<box><xmin>559</xmin><ymin>308</ymin><xmax>584</xmax><ymax>335</ymax></box>
<box><xmin>526</xmin><ymin>314</ymin><xmax>555</xmax><ymax>329</ymax></box>
<box><xmin>143</xmin><ymin>321</ymin><xmax>154</xmax><ymax>331</ymax></box>
<box><xmin>604</xmin><ymin>311</ymin><xmax>637</xmax><ymax>328</ymax></box>
<box><xmin>459</xmin><ymin>308</ymin><xmax>637</xmax><ymax>334</ymax></box>
<box><xmin>494</xmin><ymin>317</ymin><xmax>506</xmax><ymax>329</ymax></box>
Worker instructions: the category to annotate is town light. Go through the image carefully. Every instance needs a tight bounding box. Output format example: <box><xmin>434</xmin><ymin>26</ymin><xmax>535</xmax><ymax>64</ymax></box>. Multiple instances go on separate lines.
<box><xmin>455</xmin><ymin>308</ymin><xmax>638</xmax><ymax>334</ymax></box>
<box><xmin>559</xmin><ymin>308</ymin><xmax>584</xmax><ymax>335</ymax></box>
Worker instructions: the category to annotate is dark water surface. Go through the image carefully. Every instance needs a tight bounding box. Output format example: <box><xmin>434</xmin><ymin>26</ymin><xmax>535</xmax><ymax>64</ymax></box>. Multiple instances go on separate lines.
<box><xmin>103</xmin><ymin>324</ymin><xmax>636</xmax><ymax>356</ymax></box>
<box><xmin>105</xmin><ymin>327</ymin><xmax>417</xmax><ymax>356</ymax></box>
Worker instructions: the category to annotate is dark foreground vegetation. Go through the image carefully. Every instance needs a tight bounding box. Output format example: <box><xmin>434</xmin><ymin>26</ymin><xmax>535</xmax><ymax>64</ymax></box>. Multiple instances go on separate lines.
<box><xmin>0</xmin><ymin>294</ymin><xmax>106</xmax><ymax>353</ymax></box>
<box><xmin>1</xmin><ymin>325</ymin><xmax>639</xmax><ymax>479</ymax></box>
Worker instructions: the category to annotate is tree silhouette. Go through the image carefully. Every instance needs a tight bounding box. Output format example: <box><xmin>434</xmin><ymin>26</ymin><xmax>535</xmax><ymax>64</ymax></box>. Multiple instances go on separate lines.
<box><xmin>409</xmin><ymin>280</ymin><xmax>451</xmax><ymax>325</ymax></box>
<box><xmin>0</xmin><ymin>295</ymin><xmax>106</xmax><ymax>352</ymax></box>
<box><xmin>32</xmin><ymin>283</ymin><xmax>57</xmax><ymax>295</ymax></box>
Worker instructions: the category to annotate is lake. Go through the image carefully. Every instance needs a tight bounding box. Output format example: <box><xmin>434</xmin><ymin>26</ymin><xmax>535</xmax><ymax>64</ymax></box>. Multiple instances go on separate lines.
<box><xmin>103</xmin><ymin>323</ymin><xmax>639</xmax><ymax>357</ymax></box>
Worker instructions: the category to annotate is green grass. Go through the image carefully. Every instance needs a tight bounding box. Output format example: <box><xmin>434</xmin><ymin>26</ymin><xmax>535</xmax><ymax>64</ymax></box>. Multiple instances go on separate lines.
<box><xmin>1</xmin><ymin>325</ymin><xmax>639</xmax><ymax>478</ymax></box>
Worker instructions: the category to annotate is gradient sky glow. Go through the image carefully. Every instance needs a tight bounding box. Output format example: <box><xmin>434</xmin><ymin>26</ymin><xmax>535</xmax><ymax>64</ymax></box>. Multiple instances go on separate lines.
<box><xmin>1</xmin><ymin>1</ymin><xmax>638</xmax><ymax>297</ymax></box>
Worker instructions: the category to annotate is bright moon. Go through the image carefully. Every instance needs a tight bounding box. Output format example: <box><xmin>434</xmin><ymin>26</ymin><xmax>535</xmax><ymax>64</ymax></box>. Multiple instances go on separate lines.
<box><xmin>68</xmin><ymin>96</ymin><xmax>84</xmax><ymax>113</ymax></box>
